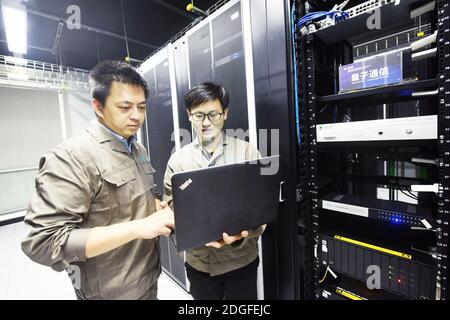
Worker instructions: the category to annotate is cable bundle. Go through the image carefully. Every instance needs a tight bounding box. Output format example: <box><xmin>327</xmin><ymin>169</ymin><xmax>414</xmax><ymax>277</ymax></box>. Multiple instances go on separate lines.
<box><xmin>296</xmin><ymin>10</ymin><xmax>349</xmax><ymax>30</ymax></box>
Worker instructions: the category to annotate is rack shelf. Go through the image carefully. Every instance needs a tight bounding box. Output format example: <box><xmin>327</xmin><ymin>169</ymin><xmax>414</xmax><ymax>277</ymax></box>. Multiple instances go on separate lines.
<box><xmin>313</xmin><ymin>0</ymin><xmax>431</xmax><ymax>44</ymax></box>
<box><xmin>318</xmin><ymin>79</ymin><xmax>437</xmax><ymax>105</ymax></box>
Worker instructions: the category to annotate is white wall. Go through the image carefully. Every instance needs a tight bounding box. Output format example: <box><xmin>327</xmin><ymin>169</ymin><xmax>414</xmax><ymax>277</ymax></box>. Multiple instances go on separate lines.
<box><xmin>0</xmin><ymin>86</ymin><xmax>92</xmax><ymax>216</ymax></box>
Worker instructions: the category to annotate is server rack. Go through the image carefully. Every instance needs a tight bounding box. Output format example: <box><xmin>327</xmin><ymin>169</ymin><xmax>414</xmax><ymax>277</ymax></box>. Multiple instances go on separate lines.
<box><xmin>139</xmin><ymin>47</ymin><xmax>188</xmax><ymax>289</ymax></box>
<box><xmin>139</xmin><ymin>0</ymin><xmax>253</xmax><ymax>292</ymax></box>
<box><xmin>294</xmin><ymin>0</ymin><xmax>450</xmax><ymax>300</ymax></box>
<box><xmin>139</xmin><ymin>0</ymin><xmax>298</xmax><ymax>299</ymax></box>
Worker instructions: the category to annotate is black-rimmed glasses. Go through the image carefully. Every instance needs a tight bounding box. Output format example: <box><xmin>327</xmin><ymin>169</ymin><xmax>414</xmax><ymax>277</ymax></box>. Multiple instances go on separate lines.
<box><xmin>190</xmin><ymin>111</ymin><xmax>223</xmax><ymax>123</ymax></box>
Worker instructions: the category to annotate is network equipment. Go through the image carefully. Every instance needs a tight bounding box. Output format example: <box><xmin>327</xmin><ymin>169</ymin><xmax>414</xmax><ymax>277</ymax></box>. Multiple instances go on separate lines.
<box><xmin>319</xmin><ymin>235</ymin><xmax>438</xmax><ymax>299</ymax></box>
<box><xmin>316</xmin><ymin>115</ymin><xmax>438</xmax><ymax>143</ymax></box>
<box><xmin>321</xmin><ymin>193</ymin><xmax>435</xmax><ymax>228</ymax></box>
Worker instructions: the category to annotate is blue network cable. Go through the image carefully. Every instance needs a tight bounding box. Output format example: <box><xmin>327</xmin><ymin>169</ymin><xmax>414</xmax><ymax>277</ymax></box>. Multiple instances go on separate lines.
<box><xmin>291</xmin><ymin>7</ymin><xmax>349</xmax><ymax>146</ymax></box>
<box><xmin>292</xmin><ymin>4</ymin><xmax>301</xmax><ymax>146</ymax></box>
<box><xmin>296</xmin><ymin>10</ymin><xmax>349</xmax><ymax>30</ymax></box>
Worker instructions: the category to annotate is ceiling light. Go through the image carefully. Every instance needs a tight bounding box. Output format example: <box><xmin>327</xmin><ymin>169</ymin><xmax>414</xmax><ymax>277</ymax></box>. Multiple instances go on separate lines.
<box><xmin>1</xmin><ymin>0</ymin><xmax>28</xmax><ymax>54</ymax></box>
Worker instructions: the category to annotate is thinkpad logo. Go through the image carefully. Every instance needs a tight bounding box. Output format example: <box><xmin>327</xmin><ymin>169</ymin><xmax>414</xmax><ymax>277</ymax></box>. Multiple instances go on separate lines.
<box><xmin>179</xmin><ymin>178</ymin><xmax>193</xmax><ymax>190</ymax></box>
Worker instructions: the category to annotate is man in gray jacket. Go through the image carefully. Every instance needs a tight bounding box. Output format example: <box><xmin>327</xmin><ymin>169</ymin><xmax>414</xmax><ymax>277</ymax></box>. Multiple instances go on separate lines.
<box><xmin>22</xmin><ymin>61</ymin><xmax>174</xmax><ymax>300</ymax></box>
<box><xmin>163</xmin><ymin>82</ymin><xmax>264</xmax><ymax>300</ymax></box>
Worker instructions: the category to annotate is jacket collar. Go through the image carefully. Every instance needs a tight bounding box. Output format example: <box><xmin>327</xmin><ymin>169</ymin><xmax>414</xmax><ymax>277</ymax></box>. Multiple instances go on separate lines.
<box><xmin>193</xmin><ymin>131</ymin><xmax>228</xmax><ymax>149</ymax></box>
<box><xmin>87</xmin><ymin>120</ymin><xmax>130</xmax><ymax>154</ymax></box>
<box><xmin>193</xmin><ymin>132</ymin><xmax>229</xmax><ymax>162</ymax></box>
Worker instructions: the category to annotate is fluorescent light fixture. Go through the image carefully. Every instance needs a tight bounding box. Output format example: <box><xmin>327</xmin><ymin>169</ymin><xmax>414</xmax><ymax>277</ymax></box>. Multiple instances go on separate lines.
<box><xmin>5</xmin><ymin>55</ymin><xmax>28</xmax><ymax>65</ymax></box>
<box><xmin>1</xmin><ymin>0</ymin><xmax>28</xmax><ymax>54</ymax></box>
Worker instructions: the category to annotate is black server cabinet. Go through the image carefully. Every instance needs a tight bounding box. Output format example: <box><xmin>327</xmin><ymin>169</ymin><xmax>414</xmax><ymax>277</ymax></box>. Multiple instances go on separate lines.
<box><xmin>187</xmin><ymin>23</ymin><xmax>213</xmax><ymax>87</ymax></box>
<box><xmin>142</xmin><ymin>54</ymin><xmax>187</xmax><ymax>289</ymax></box>
<box><xmin>187</xmin><ymin>1</ymin><xmax>248</xmax><ymax>134</ymax></box>
<box><xmin>142</xmin><ymin>0</ymin><xmax>254</xmax><ymax>293</ymax></box>
<box><xmin>142</xmin><ymin>57</ymin><xmax>174</xmax><ymax>197</ymax></box>
<box><xmin>141</xmin><ymin>0</ymin><xmax>301</xmax><ymax>299</ymax></box>
<box><xmin>294</xmin><ymin>0</ymin><xmax>450</xmax><ymax>300</ymax></box>
<box><xmin>211</xmin><ymin>1</ymin><xmax>248</xmax><ymax>132</ymax></box>
<box><xmin>250</xmin><ymin>0</ymin><xmax>300</xmax><ymax>299</ymax></box>
<box><xmin>172</xmin><ymin>38</ymin><xmax>191</xmax><ymax>140</ymax></box>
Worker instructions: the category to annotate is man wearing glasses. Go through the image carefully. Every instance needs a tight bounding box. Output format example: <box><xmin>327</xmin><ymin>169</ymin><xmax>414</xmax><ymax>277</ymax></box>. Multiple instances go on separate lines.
<box><xmin>163</xmin><ymin>82</ymin><xmax>265</xmax><ymax>300</ymax></box>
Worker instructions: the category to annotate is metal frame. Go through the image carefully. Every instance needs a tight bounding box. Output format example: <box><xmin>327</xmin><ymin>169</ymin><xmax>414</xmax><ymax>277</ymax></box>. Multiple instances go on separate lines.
<box><xmin>294</xmin><ymin>0</ymin><xmax>316</xmax><ymax>299</ymax></box>
<box><xmin>0</xmin><ymin>167</ymin><xmax>38</xmax><ymax>174</ymax></box>
<box><xmin>296</xmin><ymin>0</ymin><xmax>448</xmax><ymax>300</ymax></box>
<box><xmin>51</xmin><ymin>22</ymin><xmax>65</xmax><ymax>55</ymax></box>
<box><xmin>0</xmin><ymin>55</ymin><xmax>89</xmax><ymax>91</ymax></box>
<box><xmin>303</xmin><ymin>30</ymin><xmax>321</xmax><ymax>299</ymax></box>
<box><xmin>307</xmin><ymin>0</ymin><xmax>399</xmax><ymax>35</ymax></box>
<box><xmin>168</xmin><ymin>43</ymin><xmax>181</xmax><ymax>152</ymax></box>
<box><xmin>353</xmin><ymin>24</ymin><xmax>433</xmax><ymax>59</ymax></box>
<box><xmin>0</xmin><ymin>210</ymin><xmax>26</xmax><ymax>225</ymax></box>
<box><xmin>436</xmin><ymin>0</ymin><xmax>450</xmax><ymax>300</ymax></box>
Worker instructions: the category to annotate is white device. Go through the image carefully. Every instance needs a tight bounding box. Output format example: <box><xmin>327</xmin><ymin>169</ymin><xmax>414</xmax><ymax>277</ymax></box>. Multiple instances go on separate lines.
<box><xmin>411</xmin><ymin>89</ymin><xmax>439</xmax><ymax>97</ymax></box>
<box><xmin>316</xmin><ymin>115</ymin><xmax>438</xmax><ymax>142</ymax></box>
<box><xmin>410</xmin><ymin>30</ymin><xmax>438</xmax><ymax>51</ymax></box>
<box><xmin>411</xmin><ymin>183</ymin><xmax>440</xmax><ymax>193</ymax></box>
<box><xmin>411</xmin><ymin>47</ymin><xmax>437</xmax><ymax>62</ymax></box>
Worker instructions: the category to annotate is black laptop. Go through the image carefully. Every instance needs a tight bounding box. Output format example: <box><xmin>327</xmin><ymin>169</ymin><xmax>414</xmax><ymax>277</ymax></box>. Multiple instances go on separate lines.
<box><xmin>171</xmin><ymin>155</ymin><xmax>281</xmax><ymax>252</ymax></box>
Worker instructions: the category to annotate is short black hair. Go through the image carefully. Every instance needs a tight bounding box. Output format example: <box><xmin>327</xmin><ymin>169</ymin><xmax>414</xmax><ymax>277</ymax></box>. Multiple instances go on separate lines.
<box><xmin>89</xmin><ymin>60</ymin><xmax>149</xmax><ymax>106</ymax></box>
<box><xmin>185</xmin><ymin>82</ymin><xmax>229</xmax><ymax>111</ymax></box>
